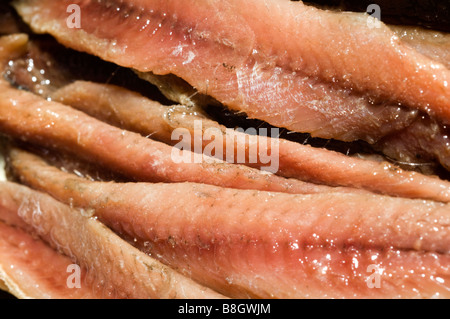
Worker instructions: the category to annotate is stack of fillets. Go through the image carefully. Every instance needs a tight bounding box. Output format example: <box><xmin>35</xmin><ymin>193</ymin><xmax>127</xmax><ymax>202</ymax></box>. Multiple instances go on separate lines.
<box><xmin>0</xmin><ymin>0</ymin><xmax>449</xmax><ymax>299</ymax></box>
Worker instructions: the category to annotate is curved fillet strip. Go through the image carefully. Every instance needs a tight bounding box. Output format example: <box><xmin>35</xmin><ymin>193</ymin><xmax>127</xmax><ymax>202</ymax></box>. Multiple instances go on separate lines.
<box><xmin>51</xmin><ymin>81</ymin><xmax>208</xmax><ymax>150</ymax></box>
<box><xmin>10</xmin><ymin>149</ymin><xmax>450</xmax><ymax>299</ymax></box>
<box><xmin>0</xmin><ymin>79</ymin><xmax>353</xmax><ymax>196</ymax></box>
<box><xmin>53</xmin><ymin>81</ymin><xmax>450</xmax><ymax>202</ymax></box>
<box><xmin>17</xmin><ymin>0</ymin><xmax>450</xmax><ymax>142</ymax></box>
<box><xmin>0</xmin><ymin>181</ymin><xmax>226</xmax><ymax>299</ymax></box>
<box><xmin>0</xmin><ymin>221</ymin><xmax>99</xmax><ymax>299</ymax></box>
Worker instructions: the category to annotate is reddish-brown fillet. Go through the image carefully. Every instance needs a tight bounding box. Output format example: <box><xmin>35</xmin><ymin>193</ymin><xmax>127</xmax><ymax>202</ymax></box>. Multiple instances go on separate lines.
<box><xmin>53</xmin><ymin>80</ymin><xmax>450</xmax><ymax>202</ymax></box>
<box><xmin>0</xmin><ymin>180</ymin><xmax>226</xmax><ymax>299</ymax></box>
<box><xmin>15</xmin><ymin>0</ymin><xmax>450</xmax><ymax>142</ymax></box>
<box><xmin>9</xmin><ymin>149</ymin><xmax>450</xmax><ymax>299</ymax></box>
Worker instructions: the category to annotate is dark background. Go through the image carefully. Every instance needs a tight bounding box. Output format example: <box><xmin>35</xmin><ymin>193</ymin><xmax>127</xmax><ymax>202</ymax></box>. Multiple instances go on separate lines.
<box><xmin>0</xmin><ymin>288</ymin><xmax>16</xmax><ymax>299</ymax></box>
